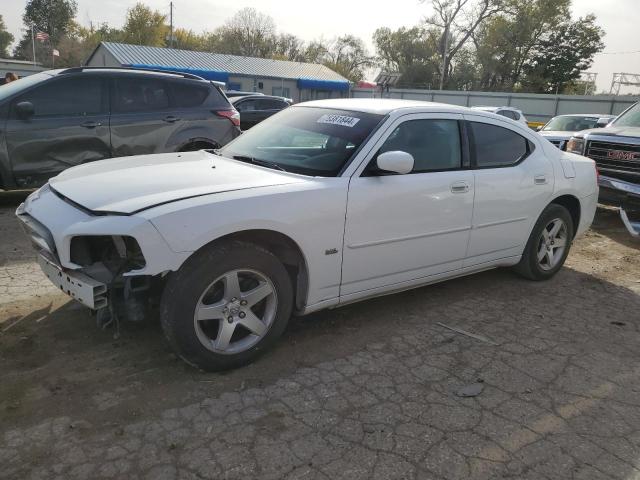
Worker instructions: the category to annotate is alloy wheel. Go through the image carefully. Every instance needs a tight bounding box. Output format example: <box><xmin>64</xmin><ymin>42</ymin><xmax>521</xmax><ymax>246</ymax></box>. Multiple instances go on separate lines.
<box><xmin>536</xmin><ymin>218</ymin><xmax>568</xmax><ymax>271</ymax></box>
<box><xmin>193</xmin><ymin>269</ymin><xmax>277</xmax><ymax>354</ymax></box>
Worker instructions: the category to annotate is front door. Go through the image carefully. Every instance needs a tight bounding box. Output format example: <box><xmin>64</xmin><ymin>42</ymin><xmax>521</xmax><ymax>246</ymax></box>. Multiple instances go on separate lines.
<box><xmin>341</xmin><ymin>114</ymin><xmax>474</xmax><ymax>297</ymax></box>
<box><xmin>5</xmin><ymin>75</ymin><xmax>110</xmax><ymax>188</ymax></box>
<box><xmin>463</xmin><ymin>115</ymin><xmax>554</xmax><ymax>266</ymax></box>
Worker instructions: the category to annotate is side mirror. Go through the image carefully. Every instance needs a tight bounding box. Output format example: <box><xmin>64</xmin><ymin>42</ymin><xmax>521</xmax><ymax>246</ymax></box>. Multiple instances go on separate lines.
<box><xmin>596</xmin><ymin>117</ymin><xmax>610</xmax><ymax>128</ymax></box>
<box><xmin>15</xmin><ymin>101</ymin><xmax>34</xmax><ymax>119</ymax></box>
<box><xmin>376</xmin><ymin>151</ymin><xmax>414</xmax><ymax>175</ymax></box>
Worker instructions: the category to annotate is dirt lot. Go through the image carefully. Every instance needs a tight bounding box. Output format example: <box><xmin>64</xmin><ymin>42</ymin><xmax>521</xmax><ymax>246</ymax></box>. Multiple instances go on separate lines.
<box><xmin>1</xmin><ymin>191</ymin><xmax>640</xmax><ymax>480</ymax></box>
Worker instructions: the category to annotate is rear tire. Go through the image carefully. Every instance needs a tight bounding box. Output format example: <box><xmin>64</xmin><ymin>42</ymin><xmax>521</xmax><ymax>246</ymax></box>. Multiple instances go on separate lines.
<box><xmin>160</xmin><ymin>241</ymin><xmax>293</xmax><ymax>371</ymax></box>
<box><xmin>514</xmin><ymin>204</ymin><xmax>574</xmax><ymax>281</ymax></box>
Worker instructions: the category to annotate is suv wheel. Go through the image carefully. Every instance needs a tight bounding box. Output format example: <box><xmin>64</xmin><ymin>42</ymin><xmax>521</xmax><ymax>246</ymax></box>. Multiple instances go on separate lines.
<box><xmin>160</xmin><ymin>241</ymin><xmax>293</xmax><ymax>371</ymax></box>
<box><xmin>514</xmin><ymin>204</ymin><xmax>574</xmax><ymax>281</ymax></box>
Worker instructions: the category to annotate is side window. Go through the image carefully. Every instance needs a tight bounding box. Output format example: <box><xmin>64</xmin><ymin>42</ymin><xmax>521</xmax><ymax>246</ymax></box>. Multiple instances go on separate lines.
<box><xmin>377</xmin><ymin>119</ymin><xmax>462</xmax><ymax>173</ymax></box>
<box><xmin>13</xmin><ymin>77</ymin><xmax>104</xmax><ymax>117</ymax></box>
<box><xmin>470</xmin><ymin>122</ymin><xmax>529</xmax><ymax>167</ymax></box>
<box><xmin>170</xmin><ymin>81</ymin><xmax>210</xmax><ymax>108</ymax></box>
<box><xmin>512</xmin><ymin>111</ymin><xmax>521</xmax><ymax>120</ymax></box>
<box><xmin>114</xmin><ymin>77</ymin><xmax>169</xmax><ymax>113</ymax></box>
<box><xmin>498</xmin><ymin>110</ymin><xmax>515</xmax><ymax>120</ymax></box>
<box><xmin>256</xmin><ymin>99</ymin><xmax>286</xmax><ymax>110</ymax></box>
<box><xmin>235</xmin><ymin>99</ymin><xmax>256</xmax><ymax>112</ymax></box>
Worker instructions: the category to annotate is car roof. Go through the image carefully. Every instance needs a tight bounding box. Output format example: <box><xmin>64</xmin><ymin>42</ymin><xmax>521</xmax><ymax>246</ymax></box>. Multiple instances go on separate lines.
<box><xmin>472</xmin><ymin>106</ymin><xmax>520</xmax><ymax>112</ymax></box>
<box><xmin>230</xmin><ymin>94</ymin><xmax>289</xmax><ymax>102</ymax></box>
<box><xmin>551</xmin><ymin>113</ymin><xmax>613</xmax><ymax>118</ymax></box>
<box><xmin>296</xmin><ymin>98</ymin><xmax>471</xmax><ymax>115</ymax></box>
<box><xmin>51</xmin><ymin>66</ymin><xmax>208</xmax><ymax>82</ymax></box>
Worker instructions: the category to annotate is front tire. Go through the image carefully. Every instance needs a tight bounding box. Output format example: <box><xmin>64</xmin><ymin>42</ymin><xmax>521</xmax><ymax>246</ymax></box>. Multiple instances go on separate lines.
<box><xmin>160</xmin><ymin>241</ymin><xmax>293</xmax><ymax>371</ymax></box>
<box><xmin>514</xmin><ymin>204</ymin><xmax>574</xmax><ymax>281</ymax></box>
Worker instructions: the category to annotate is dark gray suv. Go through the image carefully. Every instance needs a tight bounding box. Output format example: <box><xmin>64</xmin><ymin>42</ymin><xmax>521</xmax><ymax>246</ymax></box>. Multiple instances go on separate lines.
<box><xmin>0</xmin><ymin>67</ymin><xmax>241</xmax><ymax>190</ymax></box>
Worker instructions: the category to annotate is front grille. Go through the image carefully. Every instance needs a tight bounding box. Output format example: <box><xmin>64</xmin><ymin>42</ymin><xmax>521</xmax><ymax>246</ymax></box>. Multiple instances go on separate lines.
<box><xmin>586</xmin><ymin>140</ymin><xmax>640</xmax><ymax>182</ymax></box>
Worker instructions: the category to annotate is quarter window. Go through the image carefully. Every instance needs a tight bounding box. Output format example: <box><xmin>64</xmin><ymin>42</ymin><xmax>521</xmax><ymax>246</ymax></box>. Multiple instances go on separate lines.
<box><xmin>114</xmin><ymin>77</ymin><xmax>170</xmax><ymax>113</ymax></box>
<box><xmin>470</xmin><ymin>122</ymin><xmax>529</xmax><ymax>167</ymax></box>
<box><xmin>13</xmin><ymin>77</ymin><xmax>104</xmax><ymax>117</ymax></box>
<box><xmin>377</xmin><ymin>119</ymin><xmax>462</xmax><ymax>173</ymax></box>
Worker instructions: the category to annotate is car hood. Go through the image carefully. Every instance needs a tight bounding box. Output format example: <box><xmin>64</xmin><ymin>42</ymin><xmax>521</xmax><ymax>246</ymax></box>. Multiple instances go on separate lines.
<box><xmin>49</xmin><ymin>150</ymin><xmax>305</xmax><ymax>214</ymax></box>
<box><xmin>576</xmin><ymin>125</ymin><xmax>640</xmax><ymax>139</ymax></box>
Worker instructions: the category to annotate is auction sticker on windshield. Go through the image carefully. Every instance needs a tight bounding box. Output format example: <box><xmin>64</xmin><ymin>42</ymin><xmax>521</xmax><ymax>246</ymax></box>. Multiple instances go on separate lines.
<box><xmin>317</xmin><ymin>114</ymin><xmax>361</xmax><ymax>127</ymax></box>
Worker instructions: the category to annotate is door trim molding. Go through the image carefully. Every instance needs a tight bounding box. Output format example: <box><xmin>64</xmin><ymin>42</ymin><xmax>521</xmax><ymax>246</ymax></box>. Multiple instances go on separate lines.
<box><xmin>347</xmin><ymin>225</ymin><xmax>471</xmax><ymax>249</ymax></box>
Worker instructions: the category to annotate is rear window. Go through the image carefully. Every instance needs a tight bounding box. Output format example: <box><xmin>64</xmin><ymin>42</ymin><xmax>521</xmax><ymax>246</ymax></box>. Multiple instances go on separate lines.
<box><xmin>218</xmin><ymin>106</ymin><xmax>384</xmax><ymax>176</ymax></box>
<box><xmin>170</xmin><ymin>81</ymin><xmax>210</xmax><ymax>108</ymax></box>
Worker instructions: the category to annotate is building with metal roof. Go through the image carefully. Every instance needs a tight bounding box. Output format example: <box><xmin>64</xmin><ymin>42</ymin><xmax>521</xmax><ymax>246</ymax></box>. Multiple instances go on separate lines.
<box><xmin>86</xmin><ymin>42</ymin><xmax>350</xmax><ymax>102</ymax></box>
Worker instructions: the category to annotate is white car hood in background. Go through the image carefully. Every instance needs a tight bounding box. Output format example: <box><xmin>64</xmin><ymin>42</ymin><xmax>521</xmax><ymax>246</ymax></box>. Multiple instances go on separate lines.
<box><xmin>49</xmin><ymin>151</ymin><xmax>304</xmax><ymax>214</ymax></box>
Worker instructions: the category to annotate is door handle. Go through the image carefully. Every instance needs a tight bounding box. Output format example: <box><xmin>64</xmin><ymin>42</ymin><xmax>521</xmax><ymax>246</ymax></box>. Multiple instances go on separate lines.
<box><xmin>534</xmin><ymin>174</ymin><xmax>547</xmax><ymax>185</ymax></box>
<box><xmin>80</xmin><ymin>121</ymin><xmax>102</xmax><ymax>128</ymax></box>
<box><xmin>450</xmin><ymin>181</ymin><xmax>470</xmax><ymax>194</ymax></box>
<box><xmin>163</xmin><ymin>115</ymin><xmax>181</xmax><ymax>123</ymax></box>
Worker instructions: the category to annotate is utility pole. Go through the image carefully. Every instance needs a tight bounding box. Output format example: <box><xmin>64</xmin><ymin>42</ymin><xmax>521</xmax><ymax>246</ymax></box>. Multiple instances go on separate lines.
<box><xmin>169</xmin><ymin>2</ymin><xmax>174</xmax><ymax>48</ymax></box>
<box><xmin>31</xmin><ymin>25</ymin><xmax>36</xmax><ymax>65</ymax></box>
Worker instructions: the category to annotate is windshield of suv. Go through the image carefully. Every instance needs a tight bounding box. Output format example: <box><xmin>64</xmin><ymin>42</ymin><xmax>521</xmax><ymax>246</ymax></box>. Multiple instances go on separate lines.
<box><xmin>0</xmin><ymin>72</ymin><xmax>52</xmax><ymax>102</ymax></box>
<box><xmin>217</xmin><ymin>106</ymin><xmax>385</xmax><ymax>176</ymax></box>
<box><xmin>612</xmin><ymin>102</ymin><xmax>640</xmax><ymax>128</ymax></box>
<box><xmin>543</xmin><ymin>115</ymin><xmax>601</xmax><ymax>132</ymax></box>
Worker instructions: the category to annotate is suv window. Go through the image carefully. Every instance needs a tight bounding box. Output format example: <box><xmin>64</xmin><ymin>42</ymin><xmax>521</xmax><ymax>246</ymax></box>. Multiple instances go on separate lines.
<box><xmin>114</xmin><ymin>77</ymin><xmax>170</xmax><ymax>113</ymax></box>
<box><xmin>470</xmin><ymin>121</ymin><xmax>529</xmax><ymax>167</ymax></box>
<box><xmin>378</xmin><ymin>119</ymin><xmax>462</xmax><ymax>173</ymax></box>
<box><xmin>497</xmin><ymin>110</ymin><xmax>515</xmax><ymax>120</ymax></box>
<box><xmin>13</xmin><ymin>76</ymin><xmax>104</xmax><ymax>117</ymax></box>
<box><xmin>170</xmin><ymin>81</ymin><xmax>210</xmax><ymax>108</ymax></box>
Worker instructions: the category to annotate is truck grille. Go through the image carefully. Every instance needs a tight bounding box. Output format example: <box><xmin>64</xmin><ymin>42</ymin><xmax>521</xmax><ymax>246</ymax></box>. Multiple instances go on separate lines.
<box><xmin>586</xmin><ymin>141</ymin><xmax>640</xmax><ymax>182</ymax></box>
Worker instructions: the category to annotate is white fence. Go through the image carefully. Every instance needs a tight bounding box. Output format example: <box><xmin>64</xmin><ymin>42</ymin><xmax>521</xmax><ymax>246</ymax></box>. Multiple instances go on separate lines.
<box><xmin>350</xmin><ymin>87</ymin><xmax>640</xmax><ymax>123</ymax></box>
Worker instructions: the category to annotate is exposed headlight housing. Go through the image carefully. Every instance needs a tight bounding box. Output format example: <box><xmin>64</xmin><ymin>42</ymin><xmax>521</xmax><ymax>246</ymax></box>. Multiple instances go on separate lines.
<box><xmin>566</xmin><ymin>137</ymin><xmax>585</xmax><ymax>155</ymax></box>
<box><xmin>70</xmin><ymin>235</ymin><xmax>146</xmax><ymax>273</ymax></box>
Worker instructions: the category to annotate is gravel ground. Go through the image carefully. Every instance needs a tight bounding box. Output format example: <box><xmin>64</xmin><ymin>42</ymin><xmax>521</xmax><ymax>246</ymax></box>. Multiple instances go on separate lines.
<box><xmin>1</xmin><ymin>191</ymin><xmax>640</xmax><ymax>480</ymax></box>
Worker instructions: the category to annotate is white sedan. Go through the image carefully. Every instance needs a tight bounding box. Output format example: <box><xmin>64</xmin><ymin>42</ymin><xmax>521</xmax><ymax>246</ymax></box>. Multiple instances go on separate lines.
<box><xmin>17</xmin><ymin>99</ymin><xmax>598</xmax><ymax>371</ymax></box>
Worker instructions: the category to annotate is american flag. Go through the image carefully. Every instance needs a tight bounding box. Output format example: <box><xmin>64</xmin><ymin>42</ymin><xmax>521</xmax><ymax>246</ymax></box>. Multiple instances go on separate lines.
<box><xmin>35</xmin><ymin>31</ymin><xmax>49</xmax><ymax>42</ymax></box>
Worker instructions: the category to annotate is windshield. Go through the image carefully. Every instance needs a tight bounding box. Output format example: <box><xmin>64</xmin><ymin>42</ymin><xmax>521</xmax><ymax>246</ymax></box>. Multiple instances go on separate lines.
<box><xmin>543</xmin><ymin>115</ymin><xmax>601</xmax><ymax>132</ymax></box>
<box><xmin>0</xmin><ymin>72</ymin><xmax>52</xmax><ymax>102</ymax></box>
<box><xmin>218</xmin><ymin>106</ymin><xmax>385</xmax><ymax>176</ymax></box>
<box><xmin>612</xmin><ymin>102</ymin><xmax>640</xmax><ymax>128</ymax></box>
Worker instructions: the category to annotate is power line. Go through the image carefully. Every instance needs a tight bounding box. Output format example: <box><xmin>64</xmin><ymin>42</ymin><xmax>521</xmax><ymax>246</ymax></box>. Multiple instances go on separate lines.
<box><xmin>595</xmin><ymin>50</ymin><xmax>640</xmax><ymax>55</ymax></box>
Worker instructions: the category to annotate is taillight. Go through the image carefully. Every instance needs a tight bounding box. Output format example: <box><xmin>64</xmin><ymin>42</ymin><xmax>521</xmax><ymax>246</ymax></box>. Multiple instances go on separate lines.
<box><xmin>215</xmin><ymin>109</ymin><xmax>240</xmax><ymax>127</ymax></box>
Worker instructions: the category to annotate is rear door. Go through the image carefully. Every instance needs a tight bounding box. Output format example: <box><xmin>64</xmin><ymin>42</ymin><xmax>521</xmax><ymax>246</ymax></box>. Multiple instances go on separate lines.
<box><xmin>5</xmin><ymin>74</ymin><xmax>110</xmax><ymax>188</ymax></box>
<box><xmin>234</xmin><ymin>98</ymin><xmax>261</xmax><ymax>130</ymax></box>
<box><xmin>464</xmin><ymin>115</ymin><xmax>554</xmax><ymax>266</ymax></box>
<box><xmin>109</xmin><ymin>74</ymin><xmax>178</xmax><ymax>157</ymax></box>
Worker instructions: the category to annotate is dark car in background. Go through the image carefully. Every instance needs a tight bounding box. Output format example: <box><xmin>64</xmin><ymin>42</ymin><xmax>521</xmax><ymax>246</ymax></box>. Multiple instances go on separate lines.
<box><xmin>0</xmin><ymin>67</ymin><xmax>240</xmax><ymax>190</ymax></box>
<box><xmin>229</xmin><ymin>94</ymin><xmax>292</xmax><ymax>130</ymax></box>
<box><xmin>537</xmin><ymin>113</ymin><xmax>616</xmax><ymax>150</ymax></box>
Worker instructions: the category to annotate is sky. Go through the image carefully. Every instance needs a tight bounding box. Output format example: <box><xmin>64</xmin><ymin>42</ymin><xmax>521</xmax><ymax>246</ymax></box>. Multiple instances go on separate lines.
<box><xmin>3</xmin><ymin>0</ymin><xmax>640</xmax><ymax>93</ymax></box>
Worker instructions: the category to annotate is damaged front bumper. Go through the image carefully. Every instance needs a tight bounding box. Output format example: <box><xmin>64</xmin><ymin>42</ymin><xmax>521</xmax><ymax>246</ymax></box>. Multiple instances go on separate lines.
<box><xmin>598</xmin><ymin>175</ymin><xmax>640</xmax><ymax>239</ymax></box>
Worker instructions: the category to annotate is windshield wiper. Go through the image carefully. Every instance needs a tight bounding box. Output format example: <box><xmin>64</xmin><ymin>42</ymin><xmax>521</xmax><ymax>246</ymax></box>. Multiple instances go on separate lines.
<box><xmin>231</xmin><ymin>155</ymin><xmax>287</xmax><ymax>172</ymax></box>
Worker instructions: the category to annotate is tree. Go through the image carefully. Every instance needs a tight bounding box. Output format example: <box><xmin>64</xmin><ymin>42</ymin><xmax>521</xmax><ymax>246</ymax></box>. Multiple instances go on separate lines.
<box><xmin>215</xmin><ymin>8</ymin><xmax>276</xmax><ymax>57</ymax></box>
<box><xmin>272</xmin><ymin>33</ymin><xmax>306</xmax><ymax>61</ymax></box>
<box><xmin>422</xmin><ymin>0</ymin><xmax>504</xmax><ymax>89</ymax></box>
<box><xmin>23</xmin><ymin>0</ymin><xmax>77</xmax><ymax>42</ymax></box>
<box><xmin>473</xmin><ymin>0</ymin><xmax>570</xmax><ymax>91</ymax></box>
<box><xmin>173</xmin><ymin>28</ymin><xmax>203</xmax><ymax>50</ymax></box>
<box><xmin>0</xmin><ymin>15</ymin><xmax>14</xmax><ymax>57</ymax></box>
<box><xmin>523</xmin><ymin>14</ymin><xmax>605</xmax><ymax>93</ymax></box>
<box><xmin>321</xmin><ymin>35</ymin><xmax>373</xmax><ymax>82</ymax></box>
<box><xmin>373</xmin><ymin>26</ymin><xmax>440</xmax><ymax>87</ymax></box>
<box><xmin>121</xmin><ymin>3</ymin><xmax>167</xmax><ymax>47</ymax></box>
